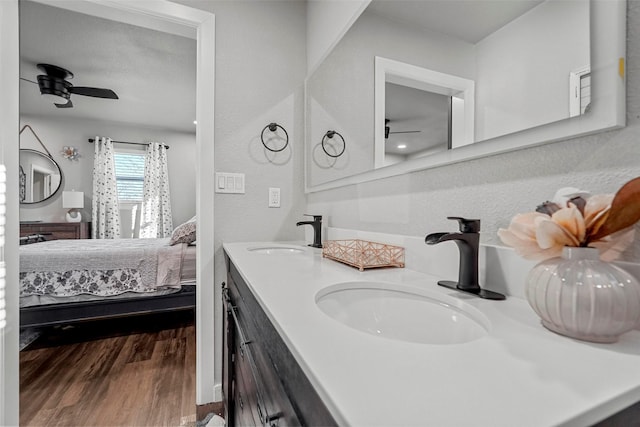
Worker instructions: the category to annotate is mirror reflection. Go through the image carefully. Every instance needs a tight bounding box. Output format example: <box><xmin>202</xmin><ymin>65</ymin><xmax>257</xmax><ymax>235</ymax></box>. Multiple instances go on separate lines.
<box><xmin>375</xmin><ymin>57</ymin><xmax>476</xmax><ymax>168</ymax></box>
<box><xmin>19</xmin><ymin>149</ymin><xmax>62</xmax><ymax>204</ymax></box>
<box><xmin>384</xmin><ymin>83</ymin><xmax>450</xmax><ymax>166</ymax></box>
<box><xmin>306</xmin><ymin>0</ymin><xmax>590</xmax><ymax>187</ymax></box>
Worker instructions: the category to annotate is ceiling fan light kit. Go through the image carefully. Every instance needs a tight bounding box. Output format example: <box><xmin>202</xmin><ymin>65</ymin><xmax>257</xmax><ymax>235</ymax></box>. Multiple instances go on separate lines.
<box><xmin>27</xmin><ymin>63</ymin><xmax>119</xmax><ymax>109</ymax></box>
<box><xmin>37</xmin><ymin>74</ymin><xmax>71</xmax><ymax>105</ymax></box>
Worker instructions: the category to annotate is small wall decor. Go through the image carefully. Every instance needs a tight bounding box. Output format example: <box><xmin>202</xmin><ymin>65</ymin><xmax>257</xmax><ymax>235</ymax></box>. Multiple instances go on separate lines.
<box><xmin>61</xmin><ymin>146</ymin><xmax>80</xmax><ymax>161</ymax></box>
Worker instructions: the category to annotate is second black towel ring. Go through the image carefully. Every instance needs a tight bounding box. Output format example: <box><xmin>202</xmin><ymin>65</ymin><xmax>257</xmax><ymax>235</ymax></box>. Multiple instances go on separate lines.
<box><xmin>321</xmin><ymin>130</ymin><xmax>346</xmax><ymax>158</ymax></box>
<box><xmin>261</xmin><ymin>122</ymin><xmax>289</xmax><ymax>152</ymax></box>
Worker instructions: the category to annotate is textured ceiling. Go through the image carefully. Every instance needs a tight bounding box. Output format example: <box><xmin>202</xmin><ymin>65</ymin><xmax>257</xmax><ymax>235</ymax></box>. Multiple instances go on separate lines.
<box><xmin>19</xmin><ymin>0</ymin><xmax>196</xmax><ymax>133</ymax></box>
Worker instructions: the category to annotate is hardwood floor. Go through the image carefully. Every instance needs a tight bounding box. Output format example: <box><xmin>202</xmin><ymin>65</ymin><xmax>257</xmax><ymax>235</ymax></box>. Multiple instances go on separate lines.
<box><xmin>19</xmin><ymin>311</ymin><xmax>196</xmax><ymax>427</ymax></box>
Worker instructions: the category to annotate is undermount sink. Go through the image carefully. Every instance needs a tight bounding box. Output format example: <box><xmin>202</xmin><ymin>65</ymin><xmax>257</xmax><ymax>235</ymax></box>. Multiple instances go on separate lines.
<box><xmin>247</xmin><ymin>245</ymin><xmax>304</xmax><ymax>255</ymax></box>
<box><xmin>316</xmin><ymin>282</ymin><xmax>490</xmax><ymax>345</ymax></box>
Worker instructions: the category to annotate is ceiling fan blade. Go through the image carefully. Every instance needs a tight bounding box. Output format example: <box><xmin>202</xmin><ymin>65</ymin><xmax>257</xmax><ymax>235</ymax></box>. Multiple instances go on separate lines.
<box><xmin>55</xmin><ymin>100</ymin><xmax>73</xmax><ymax>108</ymax></box>
<box><xmin>69</xmin><ymin>86</ymin><xmax>118</xmax><ymax>99</ymax></box>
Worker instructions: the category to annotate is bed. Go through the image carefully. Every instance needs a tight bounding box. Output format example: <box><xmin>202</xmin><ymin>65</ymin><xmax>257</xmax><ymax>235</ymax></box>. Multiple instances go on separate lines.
<box><xmin>19</xmin><ymin>237</ymin><xmax>196</xmax><ymax>328</ymax></box>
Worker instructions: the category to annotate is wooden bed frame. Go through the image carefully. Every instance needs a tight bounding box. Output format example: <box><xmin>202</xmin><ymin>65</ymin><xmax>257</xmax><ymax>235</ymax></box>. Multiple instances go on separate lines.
<box><xmin>20</xmin><ymin>284</ymin><xmax>196</xmax><ymax>328</ymax></box>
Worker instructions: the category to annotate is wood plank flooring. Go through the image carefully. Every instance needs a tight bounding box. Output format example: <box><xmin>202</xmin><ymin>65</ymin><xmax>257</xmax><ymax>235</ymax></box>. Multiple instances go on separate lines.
<box><xmin>19</xmin><ymin>311</ymin><xmax>196</xmax><ymax>427</ymax></box>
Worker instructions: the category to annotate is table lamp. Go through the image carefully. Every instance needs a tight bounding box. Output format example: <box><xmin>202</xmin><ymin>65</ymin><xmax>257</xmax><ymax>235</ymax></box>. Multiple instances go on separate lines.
<box><xmin>62</xmin><ymin>190</ymin><xmax>84</xmax><ymax>223</ymax></box>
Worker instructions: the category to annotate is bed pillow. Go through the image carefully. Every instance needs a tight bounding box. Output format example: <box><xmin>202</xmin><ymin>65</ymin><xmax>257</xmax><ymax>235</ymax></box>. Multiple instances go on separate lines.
<box><xmin>170</xmin><ymin>218</ymin><xmax>196</xmax><ymax>245</ymax></box>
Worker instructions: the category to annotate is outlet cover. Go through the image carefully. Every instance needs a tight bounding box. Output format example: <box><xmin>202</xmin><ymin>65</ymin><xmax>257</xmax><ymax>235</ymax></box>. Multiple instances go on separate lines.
<box><xmin>268</xmin><ymin>187</ymin><xmax>280</xmax><ymax>208</ymax></box>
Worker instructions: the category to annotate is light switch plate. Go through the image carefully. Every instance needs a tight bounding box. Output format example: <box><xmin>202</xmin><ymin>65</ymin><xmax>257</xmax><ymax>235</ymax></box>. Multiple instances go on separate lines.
<box><xmin>215</xmin><ymin>172</ymin><xmax>245</xmax><ymax>194</ymax></box>
<box><xmin>268</xmin><ymin>187</ymin><xmax>280</xmax><ymax>208</ymax></box>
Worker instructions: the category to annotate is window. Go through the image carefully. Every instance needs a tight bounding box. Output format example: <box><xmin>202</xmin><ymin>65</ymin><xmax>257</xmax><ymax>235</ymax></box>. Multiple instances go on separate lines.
<box><xmin>114</xmin><ymin>151</ymin><xmax>145</xmax><ymax>202</ymax></box>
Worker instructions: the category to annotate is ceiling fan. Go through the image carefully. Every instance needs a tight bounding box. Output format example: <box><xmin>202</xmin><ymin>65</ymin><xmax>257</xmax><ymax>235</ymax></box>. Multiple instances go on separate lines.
<box><xmin>21</xmin><ymin>63</ymin><xmax>118</xmax><ymax>108</ymax></box>
<box><xmin>385</xmin><ymin>119</ymin><xmax>421</xmax><ymax>139</ymax></box>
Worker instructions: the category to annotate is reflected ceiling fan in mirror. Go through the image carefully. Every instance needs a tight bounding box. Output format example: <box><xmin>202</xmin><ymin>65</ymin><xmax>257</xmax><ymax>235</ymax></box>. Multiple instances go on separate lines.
<box><xmin>21</xmin><ymin>63</ymin><xmax>119</xmax><ymax>108</ymax></box>
<box><xmin>384</xmin><ymin>118</ymin><xmax>421</xmax><ymax>139</ymax></box>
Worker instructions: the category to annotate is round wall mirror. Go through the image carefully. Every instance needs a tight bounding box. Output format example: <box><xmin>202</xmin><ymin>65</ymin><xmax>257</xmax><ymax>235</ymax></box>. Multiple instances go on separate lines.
<box><xmin>19</xmin><ymin>149</ymin><xmax>62</xmax><ymax>204</ymax></box>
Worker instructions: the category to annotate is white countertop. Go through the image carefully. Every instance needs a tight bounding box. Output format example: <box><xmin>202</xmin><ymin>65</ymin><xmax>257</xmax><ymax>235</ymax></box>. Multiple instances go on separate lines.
<box><xmin>223</xmin><ymin>241</ymin><xmax>640</xmax><ymax>427</ymax></box>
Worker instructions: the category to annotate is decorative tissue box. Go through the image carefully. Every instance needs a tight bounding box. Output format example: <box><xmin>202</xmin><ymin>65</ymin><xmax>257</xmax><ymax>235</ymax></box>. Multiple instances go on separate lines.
<box><xmin>322</xmin><ymin>239</ymin><xmax>405</xmax><ymax>271</ymax></box>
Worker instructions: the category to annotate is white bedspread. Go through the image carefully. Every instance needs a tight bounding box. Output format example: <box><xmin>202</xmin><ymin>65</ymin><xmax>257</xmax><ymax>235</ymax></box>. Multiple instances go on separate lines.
<box><xmin>20</xmin><ymin>238</ymin><xmax>187</xmax><ymax>297</ymax></box>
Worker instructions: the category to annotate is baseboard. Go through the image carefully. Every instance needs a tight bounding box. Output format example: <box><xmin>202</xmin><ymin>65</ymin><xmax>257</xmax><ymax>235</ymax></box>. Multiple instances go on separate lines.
<box><xmin>196</xmin><ymin>401</ymin><xmax>224</xmax><ymax>422</ymax></box>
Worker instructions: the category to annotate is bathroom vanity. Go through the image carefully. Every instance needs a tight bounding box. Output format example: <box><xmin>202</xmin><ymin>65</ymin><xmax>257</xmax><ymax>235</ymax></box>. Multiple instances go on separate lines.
<box><xmin>223</xmin><ymin>253</ymin><xmax>336</xmax><ymax>426</ymax></box>
<box><xmin>223</xmin><ymin>241</ymin><xmax>640</xmax><ymax>426</ymax></box>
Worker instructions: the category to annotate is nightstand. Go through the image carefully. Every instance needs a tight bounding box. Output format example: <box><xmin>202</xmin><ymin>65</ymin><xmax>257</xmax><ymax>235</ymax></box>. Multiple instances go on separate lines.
<box><xmin>19</xmin><ymin>222</ymin><xmax>91</xmax><ymax>241</ymax></box>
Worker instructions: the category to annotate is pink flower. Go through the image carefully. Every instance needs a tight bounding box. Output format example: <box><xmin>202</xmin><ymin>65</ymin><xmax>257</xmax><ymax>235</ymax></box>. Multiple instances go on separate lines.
<box><xmin>498</xmin><ymin>180</ymin><xmax>640</xmax><ymax>261</ymax></box>
<box><xmin>497</xmin><ymin>212</ymin><xmax>564</xmax><ymax>261</ymax></box>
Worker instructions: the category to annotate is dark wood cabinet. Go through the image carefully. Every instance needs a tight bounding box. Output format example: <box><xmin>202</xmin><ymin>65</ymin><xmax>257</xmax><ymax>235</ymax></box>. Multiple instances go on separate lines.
<box><xmin>223</xmin><ymin>255</ymin><xmax>337</xmax><ymax>427</ymax></box>
<box><xmin>20</xmin><ymin>222</ymin><xmax>91</xmax><ymax>241</ymax></box>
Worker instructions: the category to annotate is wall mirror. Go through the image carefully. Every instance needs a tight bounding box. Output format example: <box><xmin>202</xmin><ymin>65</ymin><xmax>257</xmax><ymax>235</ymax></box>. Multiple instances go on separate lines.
<box><xmin>19</xmin><ymin>149</ymin><xmax>62</xmax><ymax>204</ymax></box>
<box><xmin>305</xmin><ymin>0</ymin><xmax>626</xmax><ymax>192</ymax></box>
<box><xmin>19</xmin><ymin>124</ymin><xmax>62</xmax><ymax>204</ymax></box>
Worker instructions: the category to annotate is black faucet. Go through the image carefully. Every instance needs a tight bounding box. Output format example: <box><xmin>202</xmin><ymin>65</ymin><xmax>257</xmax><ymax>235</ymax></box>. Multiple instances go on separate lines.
<box><xmin>425</xmin><ymin>217</ymin><xmax>505</xmax><ymax>300</ymax></box>
<box><xmin>296</xmin><ymin>214</ymin><xmax>323</xmax><ymax>248</ymax></box>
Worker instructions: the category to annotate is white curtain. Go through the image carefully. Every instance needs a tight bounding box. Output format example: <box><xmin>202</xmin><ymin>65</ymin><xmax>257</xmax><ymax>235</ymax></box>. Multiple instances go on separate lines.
<box><xmin>140</xmin><ymin>142</ymin><xmax>173</xmax><ymax>238</ymax></box>
<box><xmin>92</xmin><ymin>137</ymin><xmax>121</xmax><ymax>239</ymax></box>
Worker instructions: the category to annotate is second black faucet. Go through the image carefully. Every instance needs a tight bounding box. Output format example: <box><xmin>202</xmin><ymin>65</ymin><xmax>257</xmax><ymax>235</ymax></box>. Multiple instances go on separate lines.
<box><xmin>296</xmin><ymin>214</ymin><xmax>323</xmax><ymax>248</ymax></box>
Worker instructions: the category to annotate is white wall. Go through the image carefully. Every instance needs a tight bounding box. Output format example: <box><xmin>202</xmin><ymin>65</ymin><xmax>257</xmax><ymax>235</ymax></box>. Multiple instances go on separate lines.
<box><xmin>19</xmin><ymin>115</ymin><xmax>196</xmax><ymax>227</ymax></box>
<box><xmin>475</xmin><ymin>0</ymin><xmax>590</xmax><ymax>141</ymax></box>
<box><xmin>306</xmin><ymin>0</ymin><xmax>369</xmax><ymax>73</ymax></box>
<box><xmin>306</xmin><ymin>1</ymin><xmax>640</xmax><ymax>263</ymax></box>
<box><xmin>173</xmin><ymin>0</ymin><xmax>308</xmax><ymax>400</ymax></box>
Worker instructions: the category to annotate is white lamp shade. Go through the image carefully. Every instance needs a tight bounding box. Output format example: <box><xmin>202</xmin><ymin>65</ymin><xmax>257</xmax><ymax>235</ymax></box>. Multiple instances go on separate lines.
<box><xmin>41</xmin><ymin>93</ymin><xmax>69</xmax><ymax>105</ymax></box>
<box><xmin>62</xmin><ymin>191</ymin><xmax>84</xmax><ymax>209</ymax></box>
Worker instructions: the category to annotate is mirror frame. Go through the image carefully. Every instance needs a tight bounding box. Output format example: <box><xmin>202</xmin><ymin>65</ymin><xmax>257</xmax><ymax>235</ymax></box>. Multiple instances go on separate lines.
<box><xmin>305</xmin><ymin>0</ymin><xmax>626</xmax><ymax>193</ymax></box>
<box><xmin>19</xmin><ymin>148</ymin><xmax>62</xmax><ymax>204</ymax></box>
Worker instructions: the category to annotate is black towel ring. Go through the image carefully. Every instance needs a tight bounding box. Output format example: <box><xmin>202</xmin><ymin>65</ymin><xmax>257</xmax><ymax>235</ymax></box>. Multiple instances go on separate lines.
<box><xmin>260</xmin><ymin>122</ymin><xmax>289</xmax><ymax>152</ymax></box>
<box><xmin>321</xmin><ymin>130</ymin><xmax>346</xmax><ymax>158</ymax></box>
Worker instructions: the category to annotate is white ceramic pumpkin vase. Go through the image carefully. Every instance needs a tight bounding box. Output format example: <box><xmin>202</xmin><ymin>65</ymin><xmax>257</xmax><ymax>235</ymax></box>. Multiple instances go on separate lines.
<box><xmin>526</xmin><ymin>246</ymin><xmax>640</xmax><ymax>343</ymax></box>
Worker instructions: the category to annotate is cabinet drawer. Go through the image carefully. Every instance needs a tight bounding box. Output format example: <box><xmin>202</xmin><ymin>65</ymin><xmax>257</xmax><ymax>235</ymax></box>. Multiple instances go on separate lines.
<box><xmin>44</xmin><ymin>229</ymin><xmax>77</xmax><ymax>240</ymax></box>
<box><xmin>234</xmin><ymin>373</ymin><xmax>260</xmax><ymax>427</ymax></box>
<box><xmin>237</xmin><ymin>312</ymin><xmax>299</xmax><ymax>426</ymax></box>
<box><xmin>234</xmin><ymin>355</ymin><xmax>261</xmax><ymax>427</ymax></box>
<box><xmin>20</xmin><ymin>222</ymin><xmax>90</xmax><ymax>240</ymax></box>
<box><xmin>228</xmin><ymin>289</ymin><xmax>299</xmax><ymax>426</ymax></box>
<box><xmin>233</xmin><ymin>315</ymin><xmax>261</xmax><ymax>426</ymax></box>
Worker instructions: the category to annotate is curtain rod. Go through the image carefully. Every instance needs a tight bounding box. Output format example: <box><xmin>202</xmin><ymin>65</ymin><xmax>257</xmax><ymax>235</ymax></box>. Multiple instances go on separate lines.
<box><xmin>87</xmin><ymin>138</ymin><xmax>170</xmax><ymax>150</ymax></box>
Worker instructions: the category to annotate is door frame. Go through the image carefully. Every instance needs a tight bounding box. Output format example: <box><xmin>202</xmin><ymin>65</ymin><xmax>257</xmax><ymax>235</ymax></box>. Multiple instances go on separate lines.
<box><xmin>0</xmin><ymin>1</ymin><xmax>217</xmax><ymax>422</ymax></box>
